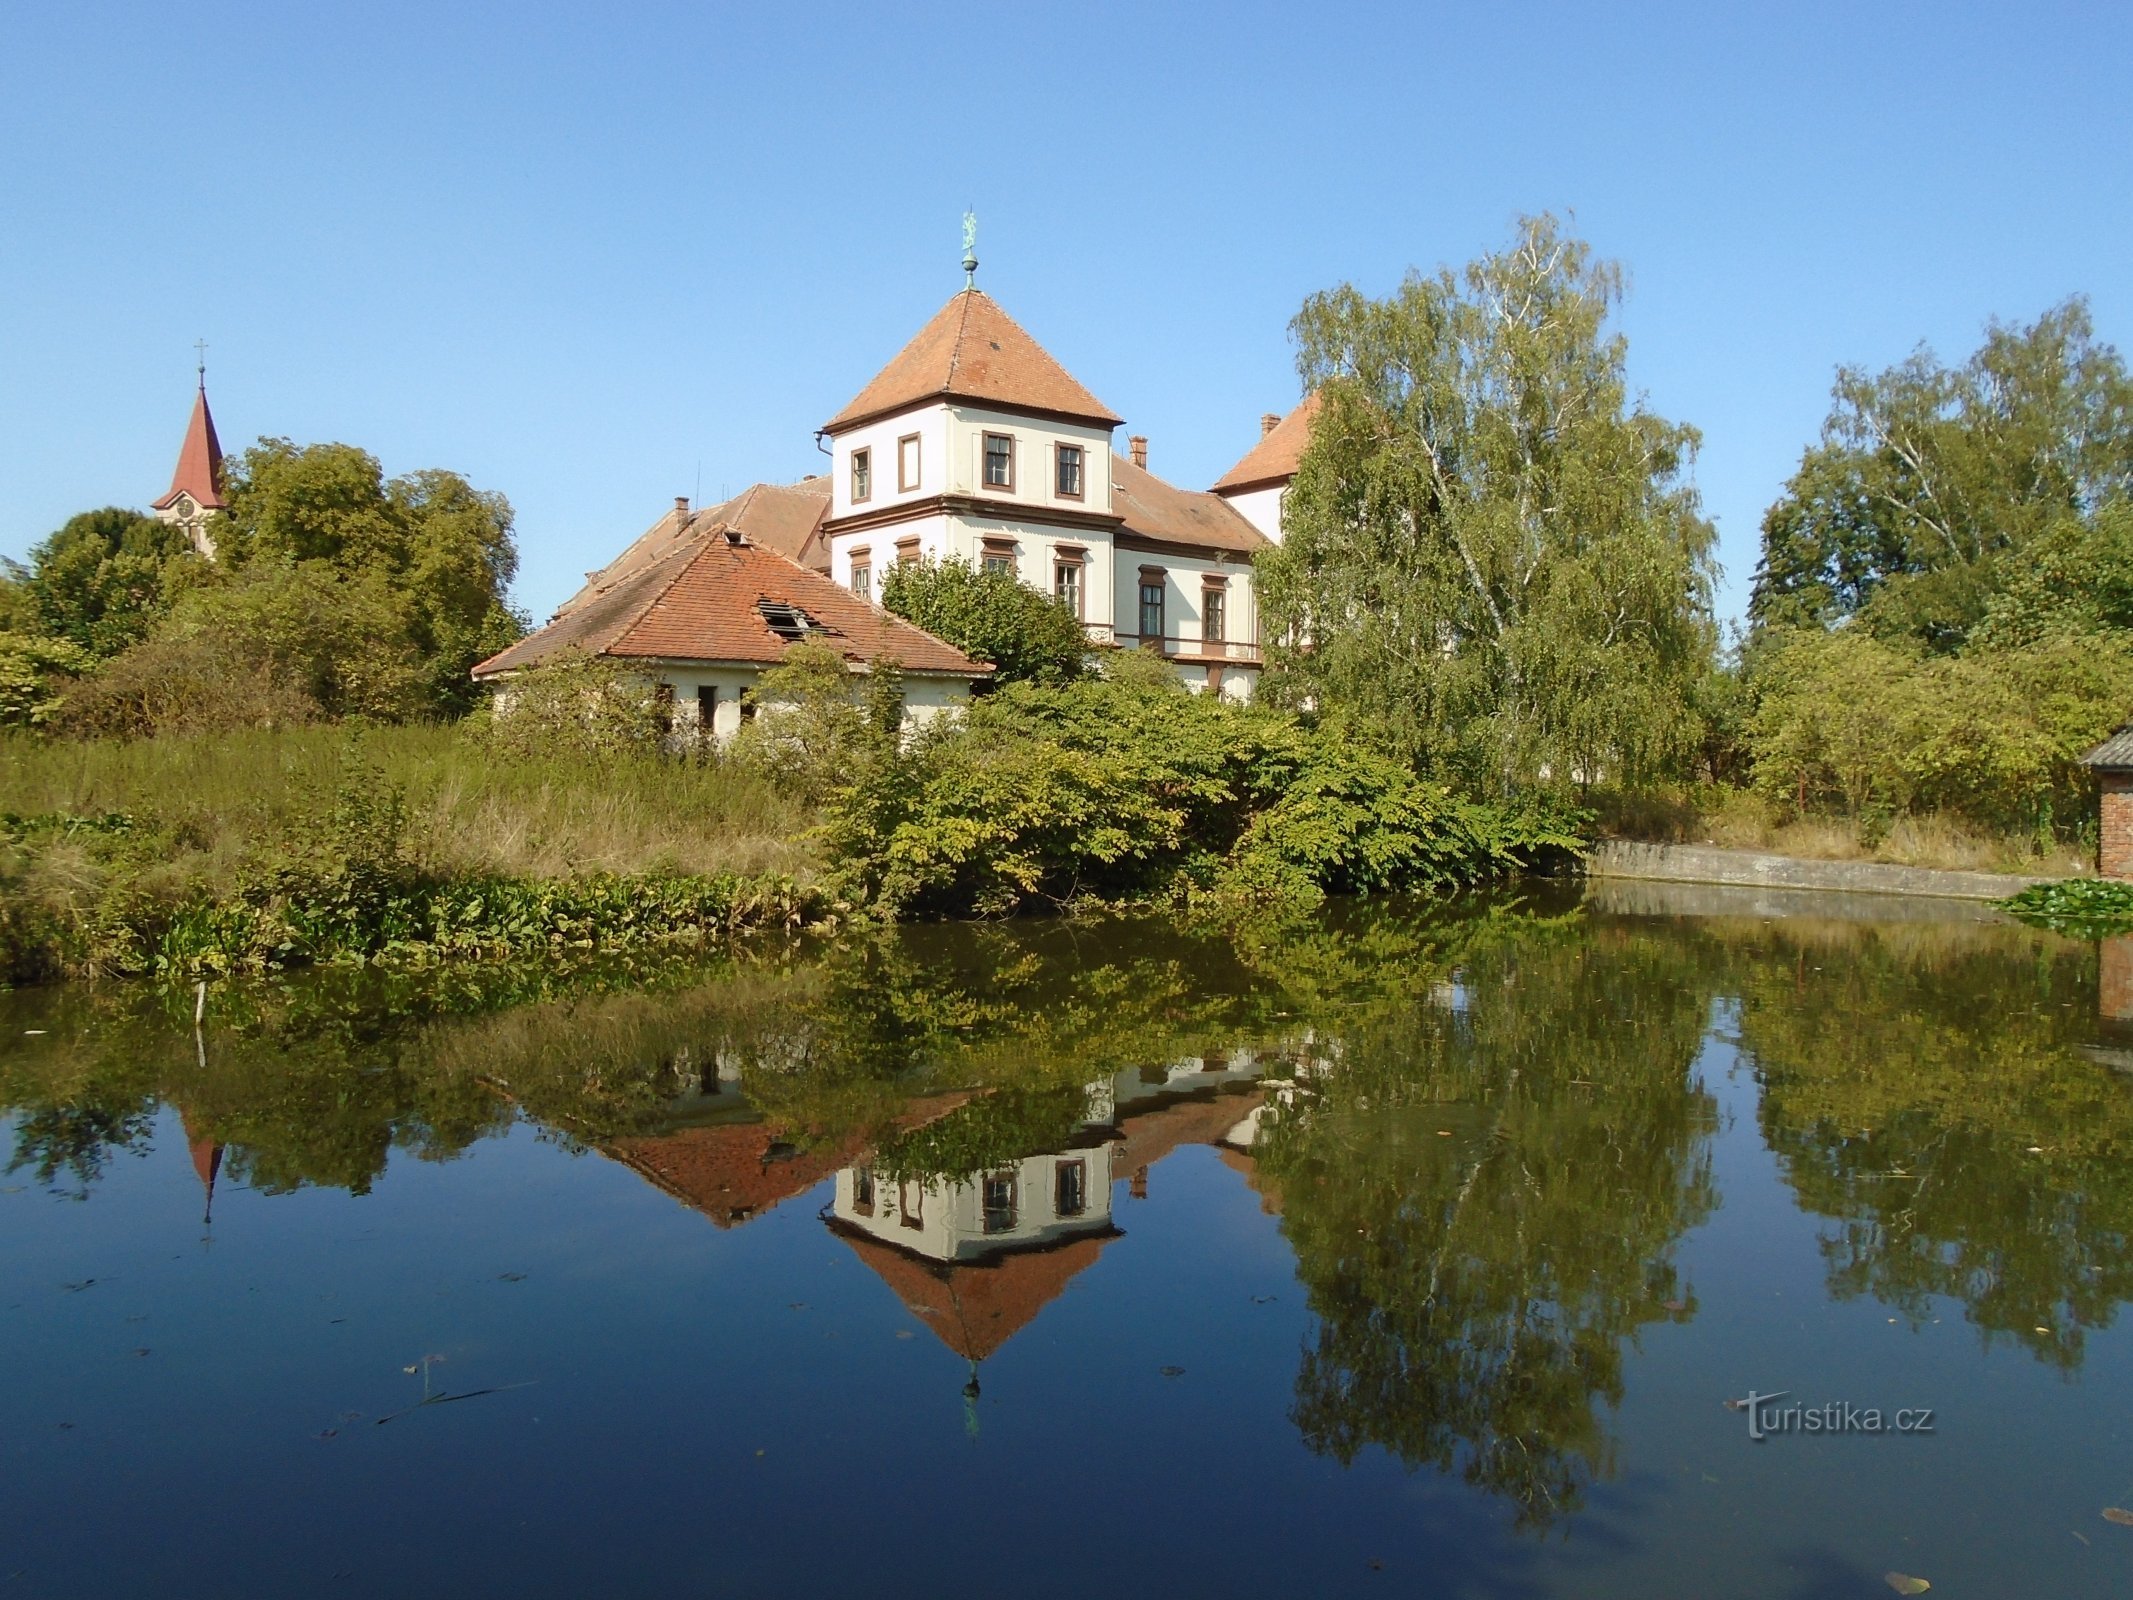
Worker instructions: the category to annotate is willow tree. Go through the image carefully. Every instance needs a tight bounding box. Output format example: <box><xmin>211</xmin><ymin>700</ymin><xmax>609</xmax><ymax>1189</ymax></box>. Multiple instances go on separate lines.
<box><xmin>1259</xmin><ymin>215</ymin><xmax>1717</xmax><ymax>791</ymax></box>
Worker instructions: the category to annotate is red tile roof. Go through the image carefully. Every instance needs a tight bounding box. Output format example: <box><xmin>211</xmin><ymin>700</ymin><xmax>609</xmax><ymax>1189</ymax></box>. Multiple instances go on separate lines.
<box><xmin>556</xmin><ymin>480</ymin><xmax>832</xmax><ymax>619</ymax></box>
<box><xmin>1111</xmin><ymin>453</ymin><xmax>1271</xmax><ymax>557</ymax></box>
<box><xmin>473</xmin><ymin>527</ymin><xmax>990</xmax><ymax>679</ymax></box>
<box><xmin>605</xmin><ymin>1124</ymin><xmax>861</xmax><ymax>1229</ymax></box>
<box><xmin>824</xmin><ymin>289</ymin><xmax>1123</xmax><ymax>433</ymax></box>
<box><xmin>840</xmin><ymin>1228</ymin><xmax>1117</xmax><ymax>1362</ymax></box>
<box><xmin>150</xmin><ymin>385</ymin><xmax>227</xmax><ymax>512</ymax></box>
<box><xmin>1211</xmin><ymin>391</ymin><xmax>1323</xmax><ymax>493</ymax></box>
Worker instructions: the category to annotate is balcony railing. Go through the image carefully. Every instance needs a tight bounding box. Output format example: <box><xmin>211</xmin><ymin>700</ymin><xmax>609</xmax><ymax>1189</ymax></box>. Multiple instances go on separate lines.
<box><xmin>1111</xmin><ymin>632</ymin><xmax>1263</xmax><ymax>665</ymax></box>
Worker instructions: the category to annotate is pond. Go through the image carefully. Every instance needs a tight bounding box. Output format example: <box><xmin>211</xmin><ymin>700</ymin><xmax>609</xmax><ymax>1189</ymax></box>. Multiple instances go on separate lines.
<box><xmin>4</xmin><ymin>882</ymin><xmax>2132</xmax><ymax>1598</ymax></box>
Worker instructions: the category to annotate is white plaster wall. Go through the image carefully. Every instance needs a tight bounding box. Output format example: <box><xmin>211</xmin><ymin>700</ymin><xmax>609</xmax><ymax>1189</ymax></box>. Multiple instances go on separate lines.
<box><xmin>830</xmin><ymin>513</ymin><xmax>953</xmax><ymax>591</ymax></box>
<box><xmin>828</xmin><ymin>404</ymin><xmax>949</xmax><ymax>518</ymax></box>
<box><xmin>1217</xmin><ymin>483</ymin><xmax>1287</xmax><ymax>543</ymax></box>
<box><xmin>950</xmin><ymin>511</ymin><xmax>1116</xmax><ymax>632</ymax></box>
<box><xmin>946</xmin><ymin>404</ymin><xmax>1113</xmax><ymax>514</ymax></box>
<box><xmin>1108</xmin><ymin>549</ymin><xmax>1257</xmax><ymax>653</ymax></box>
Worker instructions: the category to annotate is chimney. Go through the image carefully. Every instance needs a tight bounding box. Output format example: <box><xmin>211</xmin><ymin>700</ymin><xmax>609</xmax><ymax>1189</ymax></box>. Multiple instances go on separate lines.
<box><xmin>1129</xmin><ymin>435</ymin><xmax>1147</xmax><ymax>469</ymax></box>
<box><xmin>674</xmin><ymin>495</ymin><xmax>693</xmax><ymax>528</ymax></box>
<box><xmin>1261</xmin><ymin>412</ymin><xmax>1281</xmax><ymax>437</ymax></box>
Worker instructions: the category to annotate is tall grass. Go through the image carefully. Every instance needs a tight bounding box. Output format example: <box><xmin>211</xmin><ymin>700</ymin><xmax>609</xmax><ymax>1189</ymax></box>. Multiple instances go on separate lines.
<box><xmin>1591</xmin><ymin>782</ymin><xmax>2096</xmax><ymax>877</ymax></box>
<box><xmin>0</xmin><ymin>725</ymin><xmax>824</xmax><ymax>985</ymax></box>
<box><xmin>0</xmin><ymin>724</ymin><xmax>815</xmax><ymax>881</ymax></box>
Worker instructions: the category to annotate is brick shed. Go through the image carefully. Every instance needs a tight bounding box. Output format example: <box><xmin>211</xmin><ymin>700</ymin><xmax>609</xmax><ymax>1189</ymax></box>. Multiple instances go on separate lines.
<box><xmin>2085</xmin><ymin>726</ymin><xmax>2133</xmax><ymax>880</ymax></box>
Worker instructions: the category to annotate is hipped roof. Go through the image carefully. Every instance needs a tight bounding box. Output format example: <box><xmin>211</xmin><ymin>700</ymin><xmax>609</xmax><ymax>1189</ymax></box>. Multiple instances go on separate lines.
<box><xmin>824</xmin><ymin>289</ymin><xmax>1122</xmax><ymax>433</ymax></box>
<box><xmin>151</xmin><ymin>385</ymin><xmax>227</xmax><ymax>512</ymax></box>
<box><xmin>1211</xmin><ymin>391</ymin><xmax>1323</xmax><ymax>494</ymax></box>
<box><xmin>557</xmin><ymin>479</ymin><xmax>832</xmax><ymax>619</ymax></box>
<box><xmin>1111</xmin><ymin>453</ymin><xmax>1271</xmax><ymax>557</ymax></box>
<box><xmin>472</xmin><ymin>528</ymin><xmax>990</xmax><ymax>679</ymax></box>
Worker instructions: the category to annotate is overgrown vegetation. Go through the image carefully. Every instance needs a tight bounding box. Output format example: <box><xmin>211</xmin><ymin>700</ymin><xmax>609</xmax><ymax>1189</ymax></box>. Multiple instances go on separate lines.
<box><xmin>1999</xmin><ymin>878</ymin><xmax>2133</xmax><ymax>937</ymax></box>
<box><xmin>879</xmin><ymin>556</ymin><xmax>1087</xmax><ymax>684</ymax></box>
<box><xmin>0</xmin><ymin>725</ymin><xmax>816</xmax><ymax>985</ymax></box>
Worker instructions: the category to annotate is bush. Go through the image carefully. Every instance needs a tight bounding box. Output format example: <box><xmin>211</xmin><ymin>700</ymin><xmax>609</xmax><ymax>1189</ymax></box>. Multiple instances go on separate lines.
<box><xmin>479</xmin><ymin>650</ymin><xmax>668</xmax><ymax>761</ymax></box>
<box><xmin>56</xmin><ymin>631</ymin><xmax>319</xmax><ymax>738</ymax></box>
<box><xmin>1746</xmin><ymin>628</ymin><xmax>2132</xmax><ymax>838</ymax></box>
<box><xmin>727</xmin><ymin>641</ymin><xmax>903</xmax><ymax>804</ymax></box>
<box><xmin>824</xmin><ymin>662</ymin><xmax>1584</xmax><ymax>918</ymax></box>
<box><xmin>0</xmin><ymin>632</ymin><xmax>92</xmax><ymax>729</ymax></box>
<box><xmin>879</xmin><ymin>557</ymin><xmax>1086</xmax><ymax>684</ymax></box>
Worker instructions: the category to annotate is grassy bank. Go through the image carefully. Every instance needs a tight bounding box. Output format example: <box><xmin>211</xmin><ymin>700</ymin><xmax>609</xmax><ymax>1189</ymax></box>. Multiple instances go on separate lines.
<box><xmin>1592</xmin><ymin>784</ymin><xmax>2097</xmax><ymax>879</ymax></box>
<box><xmin>0</xmin><ymin>725</ymin><xmax>824</xmax><ymax>984</ymax></box>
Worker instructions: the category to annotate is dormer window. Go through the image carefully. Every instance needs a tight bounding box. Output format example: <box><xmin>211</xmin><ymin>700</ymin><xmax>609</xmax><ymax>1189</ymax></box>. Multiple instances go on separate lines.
<box><xmin>1055</xmin><ymin>443</ymin><xmax>1083</xmax><ymax>500</ymax></box>
<box><xmin>983</xmin><ymin>432</ymin><xmax>1015</xmax><ymax>490</ymax></box>
<box><xmin>850</xmin><ymin>448</ymin><xmax>872</xmax><ymax>503</ymax></box>
<box><xmin>898</xmin><ymin>433</ymin><xmax>921</xmax><ymax>492</ymax></box>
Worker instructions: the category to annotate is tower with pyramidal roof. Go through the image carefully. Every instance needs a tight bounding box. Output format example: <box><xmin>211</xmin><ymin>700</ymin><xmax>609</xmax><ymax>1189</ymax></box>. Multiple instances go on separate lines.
<box><xmin>151</xmin><ymin>352</ymin><xmax>228</xmax><ymax>559</ymax></box>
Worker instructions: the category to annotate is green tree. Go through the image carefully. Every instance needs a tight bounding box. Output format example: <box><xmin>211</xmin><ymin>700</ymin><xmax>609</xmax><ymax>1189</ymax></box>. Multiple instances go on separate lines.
<box><xmin>219</xmin><ymin>440</ymin><xmax>524</xmax><ymax>715</ymax></box>
<box><xmin>1750</xmin><ymin>300</ymin><xmax>2133</xmax><ymax>650</ymax></box>
<box><xmin>3</xmin><ymin>507</ymin><xmax>199</xmax><ymax>657</ymax></box>
<box><xmin>1260</xmin><ymin>214</ymin><xmax>1718</xmax><ymax>791</ymax></box>
<box><xmin>878</xmin><ymin>556</ymin><xmax>1084</xmax><ymax>685</ymax></box>
<box><xmin>0</xmin><ymin>632</ymin><xmax>93</xmax><ymax>728</ymax></box>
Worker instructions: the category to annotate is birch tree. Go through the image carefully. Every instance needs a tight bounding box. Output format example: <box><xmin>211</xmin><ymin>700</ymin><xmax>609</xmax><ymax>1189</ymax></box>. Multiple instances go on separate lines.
<box><xmin>1259</xmin><ymin>215</ymin><xmax>1716</xmax><ymax>791</ymax></box>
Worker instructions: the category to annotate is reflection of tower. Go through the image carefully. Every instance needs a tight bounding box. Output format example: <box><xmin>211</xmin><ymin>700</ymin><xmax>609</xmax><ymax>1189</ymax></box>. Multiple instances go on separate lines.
<box><xmin>178</xmin><ymin>1110</ymin><xmax>222</xmax><ymax>1228</ymax></box>
<box><xmin>829</xmin><ymin>1061</ymin><xmax>1270</xmax><ymax>1404</ymax></box>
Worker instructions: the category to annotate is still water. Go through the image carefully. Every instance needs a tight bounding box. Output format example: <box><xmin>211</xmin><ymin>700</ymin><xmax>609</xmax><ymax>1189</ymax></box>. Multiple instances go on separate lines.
<box><xmin>5</xmin><ymin>881</ymin><xmax>2133</xmax><ymax>1598</ymax></box>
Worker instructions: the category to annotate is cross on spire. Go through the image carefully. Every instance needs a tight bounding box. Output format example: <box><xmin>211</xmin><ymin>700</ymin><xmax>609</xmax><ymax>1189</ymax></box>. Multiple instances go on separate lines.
<box><xmin>194</xmin><ymin>338</ymin><xmax>208</xmax><ymax>388</ymax></box>
<box><xmin>961</xmin><ymin>210</ymin><xmax>978</xmax><ymax>289</ymax></box>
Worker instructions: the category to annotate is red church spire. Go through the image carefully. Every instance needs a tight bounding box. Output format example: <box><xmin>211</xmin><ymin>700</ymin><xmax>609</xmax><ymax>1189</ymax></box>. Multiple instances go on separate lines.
<box><xmin>152</xmin><ymin>379</ymin><xmax>227</xmax><ymax>515</ymax></box>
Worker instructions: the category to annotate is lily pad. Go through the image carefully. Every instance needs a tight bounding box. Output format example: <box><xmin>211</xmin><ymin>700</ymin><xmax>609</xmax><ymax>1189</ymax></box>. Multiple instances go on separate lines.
<box><xmin>1883</xmin><ymin>1573</ymin><xmax>1930</xmax><ymax>1595</ymax></box>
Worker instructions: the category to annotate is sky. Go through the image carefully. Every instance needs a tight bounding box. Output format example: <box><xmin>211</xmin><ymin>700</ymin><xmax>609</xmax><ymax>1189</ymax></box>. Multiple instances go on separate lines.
<box><xmin>4</xmin><ymin>1</ymin><xmax>2128</xmax><ymax>627</ymax></box>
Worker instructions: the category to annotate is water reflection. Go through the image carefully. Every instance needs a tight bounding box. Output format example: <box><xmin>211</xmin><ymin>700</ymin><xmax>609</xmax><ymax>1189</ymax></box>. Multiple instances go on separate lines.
<box><xmin>5</xmin><ymin>891</ymin><xmax>2129</xmax><ymax>1552</ymax></box>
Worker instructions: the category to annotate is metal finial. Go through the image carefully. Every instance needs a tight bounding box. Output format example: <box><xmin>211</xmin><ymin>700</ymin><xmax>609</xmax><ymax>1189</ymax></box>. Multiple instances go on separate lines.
<box><xmin>961</xmin><ymin>210</ymin><xmax>978</xmax><ymax>289</ymax></box>
<box><xmin>194</xmin><ymin>338</ymin><xmax>208</xmax><ymax>387</ymax></box>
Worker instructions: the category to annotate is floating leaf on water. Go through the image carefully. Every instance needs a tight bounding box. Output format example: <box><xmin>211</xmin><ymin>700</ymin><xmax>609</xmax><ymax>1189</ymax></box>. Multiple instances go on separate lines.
<box><xmin>1884</xmin><ymin>1573</ymin><xmax>1930</xmax><ymax>1595</ymax></box>
<box><xmin>1160</xmin><ymin>1365</ymin><xmax>1186</xmax><ymax>1378</ymax></box>
<box><xmin>2103</xmin><ymin>1506</ymin><xmax>2133</xmax><ymax>1526</ymax></box>
<box><xmin>894</xmin><ymin>1330</ymin><xmax>914</xmax><ymax>1340</ymax></box>
<box><xmin>314</xmin><ymin>1429</ymin><xmax>339</xmax><ymax>1440</ymax></box>
<box><xmin>497</xmin><ymin>1272</ymin><xmax>526</xmax><ymax>1283</ymax></box>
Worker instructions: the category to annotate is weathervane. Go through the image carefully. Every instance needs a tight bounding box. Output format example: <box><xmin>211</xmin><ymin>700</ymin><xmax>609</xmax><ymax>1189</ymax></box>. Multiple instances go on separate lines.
<box><xmin>194</xmin><ymin>338</ymin><xmax>208</xmax><ymax>388</ymax></box>
<box><xmin>961</xmin><ymin>210</ymin><xmax>978</xmax><ymax>288</ymax></box>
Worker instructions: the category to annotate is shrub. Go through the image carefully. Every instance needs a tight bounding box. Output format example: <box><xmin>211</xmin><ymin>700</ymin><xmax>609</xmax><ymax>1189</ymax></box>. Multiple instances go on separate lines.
<box><xmin>879</xmin><ymin>557</ymin><xmax>1086</xmax><ymax>684</ymax></box>
<box><xmin>479</xmin><ymin>650</ymin><xmax>668</xmax><ymax>761</ymax></box>
<box><xmin>824</xmin><ymin>665</ymin><xmax>1585</xmax><ymax>918</ymax></box>
<box><xmin>56</xmin><ymin>631</ymin><xmax>319</xmax><ymax>738</ymax></box>
<box><xmin>727</xmin><ymin>641</ymin><xmax>903</xmax><ymax>804</ymax></box>
<box><xmin>0</xmin><ymin>632</ymin><xmax>92</xmax><ymax>729</ymax></box>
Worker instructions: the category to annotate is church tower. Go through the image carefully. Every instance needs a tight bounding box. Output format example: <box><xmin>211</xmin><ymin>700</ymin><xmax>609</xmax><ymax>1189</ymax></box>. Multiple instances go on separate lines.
<box><xmin>151</xmin><ymin>351</ymin><xmax>228</xmax><ymax>558</ymax></box>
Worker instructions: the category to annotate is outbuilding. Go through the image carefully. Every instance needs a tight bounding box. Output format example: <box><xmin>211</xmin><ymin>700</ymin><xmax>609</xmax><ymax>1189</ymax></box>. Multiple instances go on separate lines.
<box><xmin>2084</xmin><ymin>725</ymin><xmax>2133</xmax><ymax>879</ymax></box>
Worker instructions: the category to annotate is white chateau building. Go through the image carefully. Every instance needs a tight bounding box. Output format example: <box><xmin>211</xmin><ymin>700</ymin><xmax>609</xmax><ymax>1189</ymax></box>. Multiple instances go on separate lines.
<box><xmin>477</xmin><ymin>266</ymin><xmax>1319</xmax><ymax>717</ymax></box>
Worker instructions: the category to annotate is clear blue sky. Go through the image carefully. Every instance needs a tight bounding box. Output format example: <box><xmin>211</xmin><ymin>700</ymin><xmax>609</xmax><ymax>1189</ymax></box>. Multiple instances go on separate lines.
<box><xmin>5</xmin><ymin>1</ymin><xmax>2127</xmax><ymax>626</ymax></box>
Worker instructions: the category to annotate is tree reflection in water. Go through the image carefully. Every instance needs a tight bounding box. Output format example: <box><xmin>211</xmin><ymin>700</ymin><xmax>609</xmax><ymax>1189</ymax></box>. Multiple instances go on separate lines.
<box><xmin>2</xmin><ymin>892</ymin><xmax>2123</xmax><ymax>1533</ymax></box>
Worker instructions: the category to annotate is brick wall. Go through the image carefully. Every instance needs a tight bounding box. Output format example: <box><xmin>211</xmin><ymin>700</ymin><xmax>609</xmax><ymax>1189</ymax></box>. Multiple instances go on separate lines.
<box><xmin>2102</xmin><ymin>938</ymin><xmax>2133</xmax><ymax>1024</ymax></box>
<box><xmin>2103</xmin><ymin>775</ymin><xmax>2133</xmax><ymax>880</ymax></box>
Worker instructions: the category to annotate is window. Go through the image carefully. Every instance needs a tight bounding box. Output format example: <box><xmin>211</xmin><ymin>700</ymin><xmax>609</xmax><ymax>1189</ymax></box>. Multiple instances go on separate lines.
<box><xmin>1055</xmin><ymin>1160</ymin><xmax>1087</xmax><ymax>1218</ymax></box>
<box><xmin>895</xmin><ymin>536</ymin><xmax>922</xmax><ymax>565</ymax></box>
<box><xmin>1055</xmin><ymin>443</ymin><xmax>1083</xmax><ymax>499</ymax></box>
<box><xmin>1054</xmin><ymin>560</ymin><xmax>1082</xmax><ymax>618</ymax></box>
<box><xmin>851</xmin><ymin>562</ymin><xmax>871</xmax><ymax>601</ymax></box>
<box><xmin>850</xmin><ymin>447</ymin><xmax>872</xmax><ymax>504</ymax></box>
<box><xmin>695</xmin><ymin>683</ymin><xmax>717</xmax><ymax>739</ymax></box>
<box><xmin>652</xmin><ymin>681</ymin><xmax>674</xmax><ymax>736</ymax></box>
<box><xmin>983</xmin><ymin>432</ymin><xmax>1015</xmax><ymax>490</ymax></box>
<box><xmin>982</xmin><ymin>1170</ymin><xmax>1018</xmax><ymax>1234</ymax></box>
<box><xmin>981</xmin><ymin>540</ymin><xmax>1016</xmax><ymax>578</ymax></box>
<box><xmin>1139</xmin><ymin>577</ymin><xmax>1166</xmax><ymax>646</ymax></box>
<box><xmin>1203</xmin><ymin>588</ymin><xmax>1226</xmax><ymax>645</ymax></box>
<box><xmin>899</xmin><ymin>1179</ymin><xmax>924</xmax><ymax>1229</ymax></box>
<box><xmin>897</xmin><ymin>433</ymin><xmax>921</xmax><ymax>492</ymax></box>
<box><xmin>852</xmin><ymin>1166</ymin><xmax>876</xmax><ymax>1216</ymax></box>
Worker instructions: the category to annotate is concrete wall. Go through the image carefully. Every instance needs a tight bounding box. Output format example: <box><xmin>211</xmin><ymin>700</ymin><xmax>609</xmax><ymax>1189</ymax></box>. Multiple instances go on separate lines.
<box><xmin>2102</xmin><ymin>774</ymin><xmax>2133</xmax><ymax>880</ymax></box>
<box><xmin>1585</xmin><ymin>840</ymin><xmax>2052</xmax><ymax>903</ymax></box>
